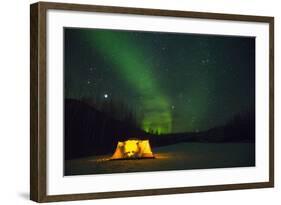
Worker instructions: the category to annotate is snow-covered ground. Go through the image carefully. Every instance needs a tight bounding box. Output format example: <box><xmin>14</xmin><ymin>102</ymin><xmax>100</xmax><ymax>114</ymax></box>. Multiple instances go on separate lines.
<box><xmin>65</xmin><ymin>142</ymin><xmax>255</xmax><ymax>176</ymax></box>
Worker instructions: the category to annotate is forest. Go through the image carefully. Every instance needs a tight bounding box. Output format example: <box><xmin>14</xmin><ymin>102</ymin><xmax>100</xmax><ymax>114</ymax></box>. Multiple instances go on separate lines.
<box><xmin>64</xmin><ymin>98</ymin><xmax>255</xmax><ymax>160</ymax></box>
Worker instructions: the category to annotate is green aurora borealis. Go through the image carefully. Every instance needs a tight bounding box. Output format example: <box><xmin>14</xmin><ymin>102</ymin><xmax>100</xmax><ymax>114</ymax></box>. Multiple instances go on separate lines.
<box><xmin>83</xmin><ymin>31</ymin><xmax>172</xmax><ymax>134</ymax></box>
<box><xmin>64</xmin><ymin>28</ymin><xmax>255</xmax><ymax>134</ymax></box>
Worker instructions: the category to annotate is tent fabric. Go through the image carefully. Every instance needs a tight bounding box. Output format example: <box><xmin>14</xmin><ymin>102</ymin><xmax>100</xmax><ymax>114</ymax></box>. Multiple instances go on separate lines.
<box><xmin>111</xmin><ymin>139</ymin><xmax>154</xmax><ymax>160</ymax></box>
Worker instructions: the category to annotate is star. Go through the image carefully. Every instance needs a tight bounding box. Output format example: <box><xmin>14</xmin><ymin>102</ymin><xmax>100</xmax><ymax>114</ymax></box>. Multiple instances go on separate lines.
<box><xmin>201</xmin><ymin>58</ymin><xmax>210</xmax><ymax>65</ymax></box>
<box><xmin>87</xmin><ymin>80</ymin><xmax>91</xmax><ymax>84</ymax></box>
<box><xmin>104</xmin><ymin>94</ymin><xmax>108</xmax><ymax>98</ymax></box>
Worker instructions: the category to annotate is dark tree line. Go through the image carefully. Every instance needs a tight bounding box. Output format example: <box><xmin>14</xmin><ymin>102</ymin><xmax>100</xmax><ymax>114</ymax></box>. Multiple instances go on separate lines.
<box><xmin>197</xmin><ymin>112</ymin><xmax>255</xmax><ymax>142</ymax></box>
<box><xmin>64</xmin><ymin>98</ymin><xmax>255</xmax><ymax>160</ymax></box>
<box><xmin>82</xmin><ymin>97</ymin><xmax>139</xmax><ymax>128</ymax></box>
<box><xmin>64</xmin><ymin>98</ymin><xmax>144</xmax><ymax>160</ymax></box>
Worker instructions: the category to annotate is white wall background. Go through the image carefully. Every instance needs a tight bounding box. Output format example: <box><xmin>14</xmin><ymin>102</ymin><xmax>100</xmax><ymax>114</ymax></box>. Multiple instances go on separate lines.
<box><xmin>0</xmin><ymin>0</ymin><xmax>279</xmax><ymax>204</ymax></box>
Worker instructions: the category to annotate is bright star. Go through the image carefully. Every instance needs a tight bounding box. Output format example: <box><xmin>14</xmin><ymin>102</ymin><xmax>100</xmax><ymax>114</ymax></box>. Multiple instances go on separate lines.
<box><xmin>104</xmin><ymin>94</ymin><xmax>108</xmax><ymax>98</ymax></box>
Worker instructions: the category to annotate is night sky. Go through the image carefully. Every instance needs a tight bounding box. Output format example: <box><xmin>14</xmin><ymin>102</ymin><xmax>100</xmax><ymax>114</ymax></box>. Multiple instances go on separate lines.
<box><xmin>64</xmin><ymin>28</ymin><xmax>255</xmax><ymax>134</ymax></box>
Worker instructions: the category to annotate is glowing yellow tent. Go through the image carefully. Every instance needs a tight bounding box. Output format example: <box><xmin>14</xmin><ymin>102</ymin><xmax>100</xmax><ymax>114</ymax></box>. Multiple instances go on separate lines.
<box><xmin>111</xmin><ymin>139</ymin><xmax>155</xmax><ymax>160</ymax></box>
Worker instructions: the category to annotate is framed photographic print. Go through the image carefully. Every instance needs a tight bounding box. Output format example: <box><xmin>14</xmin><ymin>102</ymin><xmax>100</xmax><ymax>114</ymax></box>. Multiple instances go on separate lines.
<box><xmin>30</xmin><ymin>1</ymin><xmax>274</xmax><ymax>202</ymax></box>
